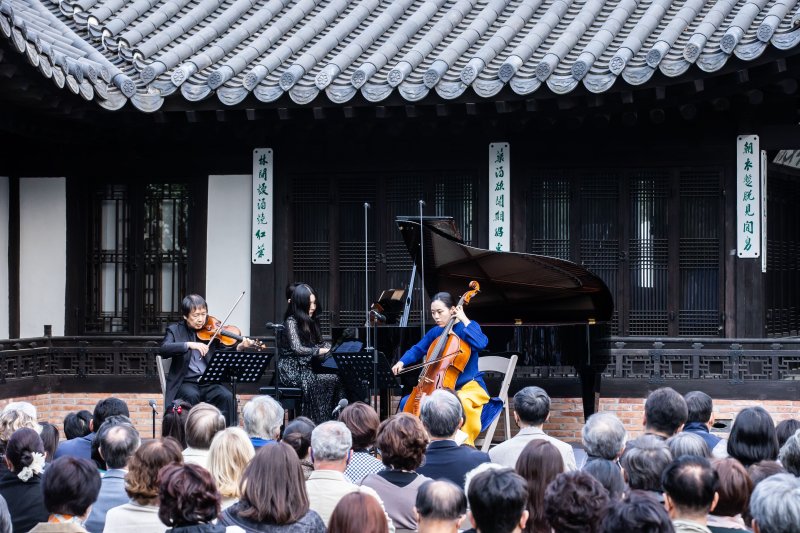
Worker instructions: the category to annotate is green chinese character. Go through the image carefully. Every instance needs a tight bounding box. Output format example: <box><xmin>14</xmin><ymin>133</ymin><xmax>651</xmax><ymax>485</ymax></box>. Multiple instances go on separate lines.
<box><xmin>742</xmin><ymin>190</ymin><xmax>754</xmax><ymax>201</ymax></box>
<box><xmin>743</xmin><ymin>221</ymin><xmax>754</xmax><ymax>234</ymax></box>
<box><xmin>254</xmin><ymin>229</ymin><xmax>266</xmax><ymax>240</ymax></box>
<box><xmin>745</xmin><ymin>204</ymin><xmax>755</xmax><ymax>217</ymax></box>
<box><xmin>495</xmin><ymin>242</ymin><xmax>503</xmax><ymax>251</ymax></box>
<box><xmin>495</xmin><ymin>195</ymin><xmax>504</xmax><ymax>208</ymax></box>
<box><xmin>494</xmin><ymin>227</ymin><xmax>504</xmax><ymax>237</ymax></box>
<box><xmin>494</xmin><ymin>210</ymin><xmax>504</xmax><ymax>222</ymax></box>
<box><xmin>257</xmin><ymin>183</ymin><xmax>268</xmax><ymax>196</ymax></box>
<box><xmin>744</xmin><ymin>141</ymin><xmax>753</xmax><ymax>154</ymax></box>
<box><xmin>744</xmin><ymin>174</ymin><xmax>753</xmax><ymax>187</ymax></box>
<box><xmin>494</xmin><ymin>166</ymin><xmax>504</xmax><ymax>178</ymax></box>
<box><xmin>744</xmin><ymin>237</ymin><xmax>752</xmax><ymax>251</ymax></box>
<box><xmin>259</xmin><ymin>154</ymin><xmax>268</xmax><ymax>166</ymax></box>
<box><xmin>257</xmin><ymin>198</ymin><xmax>266</xmax><ymax>210</ymax></box>
<box><xmin>744</xmin><ymin>158</ymin><xmax>753</xmax><ymax>171</ymax></box>
<box><xmin>494</xmin><ymin>181</ymin><xmax>504</xmax><ymax>191</ymax></box>
<box><xmin>256</xmin><ymin>244</ymin><xmax>265</xmax><ymax>258</ymax></box>
<box><xmin>257</xmin><ymin>213</ymin><xmax>266</xmax><ymax>224</ymax></box>
<box><xmin>494</xmin><ymin>149</ymin><xmax>504</xmax><ymax>164</ymax></box>
<box><xmin>258</xmin><ymin>168</ymin><xmax>267</xmax><ymax>180</ymax></box>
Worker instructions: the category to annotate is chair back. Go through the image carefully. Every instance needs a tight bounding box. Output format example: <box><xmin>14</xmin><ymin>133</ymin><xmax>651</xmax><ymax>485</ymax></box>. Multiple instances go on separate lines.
<box><xmin>156</xmin><ymin>355</ymin><xmax>171</xmax><ymax>400</ymax></box>
<box><xmin>477</xmin><ymin>354</ymin><xmax>518</xmax><ymax>452</ymax></box>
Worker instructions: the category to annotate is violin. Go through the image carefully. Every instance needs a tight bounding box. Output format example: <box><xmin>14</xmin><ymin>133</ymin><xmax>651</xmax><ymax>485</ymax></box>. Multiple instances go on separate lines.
<box><xmin>401</xmin><ymin>281</ymin><xmax>480</xmax><ymax>417</ymax></box>
<box><xmin>197</xmin><ymin>315</ymin><xmax>266</xmax><ymax>350</ymax></box>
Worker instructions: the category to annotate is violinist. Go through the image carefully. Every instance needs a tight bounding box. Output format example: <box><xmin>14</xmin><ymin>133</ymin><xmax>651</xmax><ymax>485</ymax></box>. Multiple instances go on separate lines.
<box><xmin>391</xmin><ymin>292</ymin><xmax>489</xmax><ymax>446</ymax></box>
<box><xmin>159</xmin><ymin>294</ymin><xmax>255</xmax><ymax>425</ymax></box>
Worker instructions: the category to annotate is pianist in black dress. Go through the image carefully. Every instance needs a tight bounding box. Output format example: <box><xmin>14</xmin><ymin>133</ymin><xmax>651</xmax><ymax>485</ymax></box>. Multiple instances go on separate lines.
<box><xmin>279</xmin><ymin>284</ymin><xmax>345</xmax><ymax>424</ymax></box>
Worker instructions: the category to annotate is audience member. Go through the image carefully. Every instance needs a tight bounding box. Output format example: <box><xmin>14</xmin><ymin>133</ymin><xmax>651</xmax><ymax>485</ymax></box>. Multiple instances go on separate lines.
<box><xmin>29</xmin><ymin>456</ymin><xmax>101</xmax><ymax>532</ymax></box>
<box><xmin>0</xmin><ymin>407</ymin><xmax>39</xmax><ymax>460</ymax></box>
<box><xmin>747</xmin><ymin>460</ymin><xmax>785</xmax><ymax>487</ymax></box>
<box><xmin>328</xmin><ymin>491</ymin><xmax>389</xmax><ymax>533</ymax></box>
<box><xmin>157</xmin><ymin>463</ymin><xmax>224</xmax><ymax>533</ymax></box>
<box><xmin>208</xmin><ymin>427</ymin><xmax>255</xmax><ymax>510</ymax></box>
<box><xmin>776</xmin><ymin>419</ymin><xmax>800</xmax><ymax>449</ymax></box>
<box><xmin>417</xmin><ymin>390</ymin><xmax>490</xmax><ymax>489</ymax></box>
<box><xmin>544</xmin><ymin>470</ymin><xmax>609</xmax><ymax>533</ymax></box>
<box><xmin>621</xmin><ymin>435</ymin><xmax>673</xmax><ymax>499</ymax></box>
<box><xmin>643</xmin><ymin>388</ymin><xmax>688</xmax><ymax>439</ymax></box>
<box><xmin>282</xmin><ymin>416</ymin><xmax>315</xmax><ymax>479</ymax></box>
<box><xmin>662</xmin><ymin>456</ymin><xmax>718</xmax><ymax>533</ymax></box>
<box><xmin>668</xmin><ymin>432</ymin><xmax>710</xmax><ymax>459</ymax></box>
<box><xmin>218</xmin><ymin>442</ymin><xmax>325</xmax><ymax>532</ymax></box>
<box><xmin>515</xmin><ymin>440</ymin><xmax>563</xmax><ymax>533</ymax></box>
<box><xmin>90</xmin><ymin>414</ymin><xmax>134</xmax><ymax>470</ymax></box>
<box><xmin>707</xmin><ymin>458</ymin><xmax>752</xmax><ymax>532</ymax></box>
<box><xmin>55</xmin><ymin>397</ymin><xmax>129</xmax><ymax>460</ymax></box>
<box><xmin>243</xmin><ymin>395</ymin><xmax>284</xmax><ymax>449</ymax></box>
<box><xmin>1</xmin><ymin>402</ymin><xmax>36</xmax><ymax>419</ymax></box>
<box><xmin>748</xmin><ymin>473</ymin><xmax>800</xmax><ymax>533</ymax></box>
<box><xmin>305</xmin><ymin>421</ymin><xmax>388</xmax><ymax>528</ymax></box>
<box><xmin>727</xmin><ymin>407</ymin><xmax>779</xmax><ymax>467</ymax></box>
<box><xmin>362</xmin><ymin>413</ymin><xmax>432</xmax><ymax>530</ymax></box>
<box><xmin>0</xmin><ymin>494</ymin><xmax>9</xmax><ymax>533</ymax></box>
<box><xmin>683</xmin><ymin>392</ymin><xmax>722</xmax><ymax>452</ymax></box>
<box><xmin>63</xmin><ymin>410</ymin><xmax>93</xmax><ymax>441</ymax></box>
<box><xmin>464</xmin><ymin>462</ymin><xmax>507</xmax><ymax>507</ymax></box>
<box><xmin>583</xmin><ymin>458</ymin><xmax>626</xmax><ymax>501</ymax></box>
<box><xmin>103</xmin><ymin>437</ymin><xmax>183</xmax><ymax>533</ymax></box>
<box><xmin>414</xmin><ymin>480</ymin><xmax>466</xmax><ymax>533</ymax></box>
<box><xmin>162</xmin><ymin>400</ymin><xmax>191</xmax><ymax>449</ymax></box>
<box><xmin>0</xmin><ymin>428</ymin><xmax>49</xmax><ymax>531</ymax></box>
<box><xmin>778</xmin><ymin>428</ymin><xmax>800</xmax><ymax>477</ymax></box>
<box><xmin>600</xmin><ymin>490</ymin><xmax>675</xmax><ymax>533</ymax></box>
<box><xmin>339</xmin><ymin>402</ymin><xmax>384</xmax><ymax>483</ymax></box>
<box><xmin>39</xmin><ymin>422</ymin><xmax>59</xmax><ymax>463</ymax></box>
<box><xmin>468</xmin><ymin>468</ymin><xmax>528</xmax><ymax>533</ymax></box>
<box><xmin>489</xmin><ymin>386</ymin><xmax>576</xmax><ymax>470</ymax></box>
<box><xmin>581</xmin><ymin>413</ymin><xmax>627</xmax><ymax>465</ymax></box>
<box><xmin>182</xmin><ymin>402</ymin><xmax>226</xmax><ymax>469</ymax></box>
<box><xmin>85</xmin><ymin>421</ymin><xmax>141</xmax><ymax>533</ymax></box>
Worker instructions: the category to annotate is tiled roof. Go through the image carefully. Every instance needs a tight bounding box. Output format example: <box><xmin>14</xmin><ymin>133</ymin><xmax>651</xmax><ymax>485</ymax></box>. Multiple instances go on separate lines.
<box><xmin>2</xmin><ymin>0</ymin><xmax>799</xmax><ymax>112</ymax></box>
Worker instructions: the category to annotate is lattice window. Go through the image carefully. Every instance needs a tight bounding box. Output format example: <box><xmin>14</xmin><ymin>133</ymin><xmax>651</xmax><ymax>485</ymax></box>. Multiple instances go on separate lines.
<box><xmin>766</xmin><ymin>173</ymin><xmax>800</xmax><ymax>337</ymax></box>
<box><xmin>528</xmin><ymin>174</ymin><xmax>571</xmax><ymax>259</ymax></box>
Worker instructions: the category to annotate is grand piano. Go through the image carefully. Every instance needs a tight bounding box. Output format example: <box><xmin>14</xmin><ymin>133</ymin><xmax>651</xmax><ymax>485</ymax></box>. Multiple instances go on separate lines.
<box><xmin>333</xmin><ymin>216</ymin><xmax>614</xmax><ymax>420</ymax></box>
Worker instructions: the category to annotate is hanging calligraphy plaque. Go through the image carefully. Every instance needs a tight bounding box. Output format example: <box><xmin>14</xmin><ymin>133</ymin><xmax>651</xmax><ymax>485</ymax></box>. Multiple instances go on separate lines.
<box><xmin>736</xmin><ymin>135</ymin><xmax>760</xmax><ymax>258</ymax></box>
<box><xmin>252</xmin><ymin>148</ymin><xmax>273</xmax><ymax>264</ymax></box>
<box><xmin>489</xmin><ymin>142</ymin><xmax>510</xmax><ymax>252</ymax></box>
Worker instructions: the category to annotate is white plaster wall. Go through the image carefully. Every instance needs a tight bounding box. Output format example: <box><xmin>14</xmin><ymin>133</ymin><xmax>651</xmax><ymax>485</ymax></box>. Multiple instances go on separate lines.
<box><xmin>206</xmin><ymin>175</ymin><xmax>252</xmax><ymax>335</ymax></box>
<box><xmin>0</xmin><ymin>177</ymin><xmax>9</xmax><ymax>339</ymax></box>
<box><xmin>19</xmin><ymin>178</ymin><xmax>67</xmax><ymax>337</ymax></box>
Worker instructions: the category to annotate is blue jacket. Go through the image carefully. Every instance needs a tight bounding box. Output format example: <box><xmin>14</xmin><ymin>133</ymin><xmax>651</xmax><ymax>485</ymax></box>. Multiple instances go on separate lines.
<box><xmin>85</xmin><ymin>468</ymin><xmax>129</xmax><ymax>533</ymax></box>
<box><xmin>683</xmin><ymin>422</ymin><xmax>722</xmax><ymax>451</ymax></box>
<box><xmin>416</xmin><ymin>440</ymin><xmax>490</xmax><ymax>489</ymax></box>
<box><xmin>54</xmin><ymin>433</ymin><xmax>94</xmax><ymax>460</ymax></box>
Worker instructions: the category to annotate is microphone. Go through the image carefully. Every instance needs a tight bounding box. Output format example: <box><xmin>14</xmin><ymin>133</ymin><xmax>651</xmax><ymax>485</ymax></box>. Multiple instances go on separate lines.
<box><xmin>370</xmin><ymin>309</ymin><xmax>387</xmax><ymax>322</ymax></box>
<box><xmin>148</xmin><ymin>399</ymin><xmax>158</xmax><ymax>414</ymax></box>
<box><xmin>332</xmin><ymin>399</ymin><xmax>348</xmax><ymax>418</ymax></box>
<box><xmin>265</xmin><ymin>322</ymin><xmax>285</xmax><ymax>330</ymax></box>
<box><xmin>419</xmin><ymin>200</ymin><xmax>426</xmax><ymax>207</ymax></box>
<box><xmin>364</xmin><ymin>203</ymin><xmax>371</xmax><ymax>209</ymax></box>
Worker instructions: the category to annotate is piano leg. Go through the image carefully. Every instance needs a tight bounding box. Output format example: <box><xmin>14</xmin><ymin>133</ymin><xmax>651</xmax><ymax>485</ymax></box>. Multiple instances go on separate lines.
<box><xmin>578</xmin><ymin>365</ymin><xmax>601</xmax><ymax>421</ymax></box>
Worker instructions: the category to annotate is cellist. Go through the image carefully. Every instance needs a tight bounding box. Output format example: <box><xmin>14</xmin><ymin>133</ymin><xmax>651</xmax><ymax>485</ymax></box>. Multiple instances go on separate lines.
<box><xmin>391</xmin><ymin>292</ymin><xmax>489</xmax><ymax>446</ymax></box>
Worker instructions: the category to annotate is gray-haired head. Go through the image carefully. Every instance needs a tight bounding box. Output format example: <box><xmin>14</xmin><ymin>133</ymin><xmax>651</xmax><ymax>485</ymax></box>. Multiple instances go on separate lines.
<box><xmin>749</xmin><ymin>473</ymin><xmax>800</xmax><ymax>533</ymax></box>
<box><xmin>513</xmin><ymin>386</ymin><xmax>550</xmax><ymax>427</ymax></box>
<box><xmin>620</xmin><ymin>435</ymin><xmax>673</xmax><ymax>492</ymax></box>
<box><xmin>420</xmin><ymin>389</ymin><xmax>463</xmax><ymax>438</ymax></box>
<box><xmin>310</xmin><ymin>421</ymin><xmax>352</xmax><ymax>462</ymax></box>
<box><xmin>582</xmin><ymin>413</ymin><xmax>627</xmax><ymax>460</ymax></box>
<box><xmin>667</xmin><ymin>432</ymin><xmax>710</xmax><ymax>459</ymax></box>
<box><xmin>415</xmin><ymin>480</ymin><xmax>466</xmax><ymax>522</ymax></box>
<box><xmin>97</xmin><ymin>421</ymin><xmax>140</xmax><ymax>469</ymax></box>
<box><xmin>243</xmin><ymin>396</ymin><xmax>285</xmax><ymax>440</ymax></box>
<box><xmin>1</xmin><ymin>402</ymin><xmax>37</xmax><ymax>419</ymax></box>
<box><xmin>778</xmin><ymin>429</ymin><xmax>800</xmax><ymax>477</ymax></box>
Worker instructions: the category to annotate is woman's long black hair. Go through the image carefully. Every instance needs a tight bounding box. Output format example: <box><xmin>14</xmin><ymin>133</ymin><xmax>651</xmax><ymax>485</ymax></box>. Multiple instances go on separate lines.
<box><xmin>284</xmin><ymin>283</ymin><xmax>322</xmax><ymax>345</ymax></box>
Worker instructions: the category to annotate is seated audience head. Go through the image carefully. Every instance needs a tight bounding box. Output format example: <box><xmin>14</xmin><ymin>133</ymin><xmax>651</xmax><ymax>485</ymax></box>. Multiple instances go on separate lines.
<box><xmin>464</xmin><ymin>463</ymin><xmax>507</xmax><ymax>503</ymax></box>
<box><xmin>185</xmin><ymin>402</ymin><xmax>226</xmax><ymax>450</ymax></box>
<box><xmin>667</xmin><ymin>432</ymin><xmax>710</xmax><ymax>459</ymax></box>
<box><xmin>468</xmin><ymin>468</ymin><xmax>528</xmax><ymax>533</ymax></box>
<box><xmin>238</xmin><ymin>442</ymin><xmax>309</xmax><ymax>524</ymax></box>
<box><xmin>282</xmin><ymin>417</ymin><xmax>315</xmax><ymax>462</ymax></box>
<box><xmin>710</xmin><ymin>457</ymin><xmax>752</xmax><ymax>518</ymax></box>
<box><xmin>208</xmin><ymin>426</ymin><xmax>255</xmax><ymax>501</ymax></box>
<box><xmin>5</xmin><ymin>427</ymin><xmax>45</xmax><ymax>479</ymax></box>
<box><xmin>158</xmin><ymin>463</ymin><xmax>221</xmax><ymax>527</ymax></box>
<box><xmin>747</xmin><ymin>460</ymin><xmax>786</xmax><ymax>487</ymax></box>
<box><xmin>544</xmin><ymin>470</ymin><xmax>609</xmax><ymax>533</ymax></box>
<box><xmin>339</xmin><ymin>402</ymin><xmax>380</xmax><ymax>451</ymax></box>
<box><xmin>512</xmin><ymin>386</ymin><xmax>550</xmax><ymax>428</ymax></box>
<box><xmin>0</xmin><ymin>409</ymin><xmax>38</xmax><ymax>454</ymax></box>
<box><xmin>620</xmin><ymin>435</ymin><xmax>673</xmax><ymax>492</ymax></box>
<box><xmin>748</xmin><ymin>473</ymin><xmax>800</xmax><ymax>533</ymax></box>
<box><xmin>91</xmin><ymin>397</ymin><xmax>129</xmax><ymax>433</ymax></box>
<box><xmin>727</xmin><ymin>406</ymin><xmax>779</xmax><ymax>467</ymax></box>
<box><xmin>684</xmin><ymin>391</ymin><xmax>714</xmax><ymax>426</ymax></box>
<box><xmin>243</xmin><ymin>396</ymin><xmax>284</xmax><ymax>441</ymax></box>
<box><xmin>310</xmin><ymin>421</ymin><xmax>351</xmax><ymax>467</ymax></box>
<box><xmin>97</xmin><ymin>420</ymin><xmax>140</xmax><ymax>470</ymax></box>
<box><xmin>1</xmin><ymin>402</ymin><xmax>36</xmax><ymax>419</ymax></box>
<box><xmin>125</xmin><ymin>437</ymin><xmax>183</xmax><ymax>505</ymax></box>
<box><xmin>415</xmin><ymin>480</ymin><xmax>466</xmax><ymax>532</ymax></box>
<box><xmin>582</xmin><ymin>413</ymin><xmax>627</xmax><ymax>460</ymax></box>
<box><xmin>515</xmin><ymin>439</ymin><xmax>563</xmax><ymax>531</ymax></box>
<box><xmin>162</xmin><ymin>400</ymin><xmax>191</xmax><ymax>448</ymax></box>
<box><xmin>63</xmin><ymin>410</ymin><xmax>92</xmax><ymax>440</ymax></box>
<box><xmin>776</xmin><ymin>419</ymin><xmax>800</xmax><ymax>449</ymax></box>
<box><xmin>376</xmin><ymin>413</ymin><xmax>429</xmax><ymax>472</ymax></box>
<box><xmin>420</xmin><ymin>389</ymin><xmax>463</xmax><ymax>439</ymax></box>
<box><xmin>600</xmin><ymin>490</ymin><xmax>674</xmax><ymax>533</ymax></box>
<box><xmin>583</xmin><ymin>458</ymin><xmax>626</xmax><ymax>501</ymax></box>
<box><xmin>644</xmin><ymin>387</ymin><xmax>687</xmax><ymax>437</ymax></box>
<box><xmin>38</xmin><ymin>422</ymin><xmax>59</xmax><ymax>462</ymax></box>
<box><xmin>778</xmin><ymin>429</ymin><xmax>800</xmax><ymax>477</ymax></box>
<box><xmin>328</xmin><ymin>491</ymin><xmax>388</xmax><ymax>533</ymax></box>
<box><xmin>91</xmin><ymin>414</ymin><xmax>134</xmax><ymax>470</ymax></box>
<box><xmin>661</xmin><ymin>456</ymin><xmax>718</xmax><ymax>521</ymax></box>
<box><xmin>41</xmin><ymin>456</ymin><xmax>101</xmax><ymax>519</ymax></box>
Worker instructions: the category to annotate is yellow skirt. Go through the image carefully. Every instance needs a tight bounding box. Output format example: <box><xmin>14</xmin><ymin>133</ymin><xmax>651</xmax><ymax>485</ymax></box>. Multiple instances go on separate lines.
<box><xmin>457</xmin><ymin>380</ymin><xmax>490</xmax><ymax>447</ymax></box>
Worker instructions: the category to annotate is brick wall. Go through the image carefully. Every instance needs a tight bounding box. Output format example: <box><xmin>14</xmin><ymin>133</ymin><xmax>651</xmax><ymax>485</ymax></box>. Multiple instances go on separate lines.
<box><xmin>3</xmin><ymin>393</ymin><xmax>799</xmax><ymax>445</ymax></box>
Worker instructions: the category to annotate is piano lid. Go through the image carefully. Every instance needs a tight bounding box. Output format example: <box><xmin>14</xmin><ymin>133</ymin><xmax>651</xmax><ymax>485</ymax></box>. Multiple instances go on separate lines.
<box><xmin>397</xmin><ymin>217</ymin><xmax>614</xmax><ymax>325</ymax></box>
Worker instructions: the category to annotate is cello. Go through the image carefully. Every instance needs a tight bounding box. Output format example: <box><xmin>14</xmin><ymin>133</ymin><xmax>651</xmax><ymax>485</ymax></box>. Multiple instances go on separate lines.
<box><xmin>401</xmin><ymin>281</ymin><xmax>481</xmax><ymax>417</ymax></box>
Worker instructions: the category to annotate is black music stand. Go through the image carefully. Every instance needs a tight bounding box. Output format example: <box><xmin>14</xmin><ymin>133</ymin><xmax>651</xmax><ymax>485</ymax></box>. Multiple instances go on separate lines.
<box><xmin>332</xmin><ymin>350</ymin><xmax>397</xmax><ymax>405</ymax></box>
<box><xmin>200</xmin><ymin>351</ymin><xmax>272</xmax><ymax>425</ymax></box>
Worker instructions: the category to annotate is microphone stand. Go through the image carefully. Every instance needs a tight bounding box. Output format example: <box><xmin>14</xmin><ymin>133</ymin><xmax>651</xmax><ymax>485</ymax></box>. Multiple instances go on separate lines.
<box><xmin>418</xmin><ymin>200</ymin><xmax>426</xmax><ymax>338</ymax></box>
<box><xmin>265</xmin><ymin>322</ymin><xmax>285</xmax><ymax>406</ymax></box>
<box><xmin>149</xmin><ymin>401</ymin><xmax>158</xmax><ymax>439</ymax></box>
<box><xmin>363</xmin><ymin>202</ymin><xmax>380</xmax><ymax>412</ymax></box>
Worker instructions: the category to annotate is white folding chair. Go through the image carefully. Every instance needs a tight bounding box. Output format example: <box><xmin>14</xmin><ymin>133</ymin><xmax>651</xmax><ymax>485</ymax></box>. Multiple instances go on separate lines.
<box><xmin>156</xmin><ymin>355</ymin><xmax>171</xmax><ymax>403</ymax></box>
<box><xmin>477</xmin><ymin>354</ymin><xmax>518</xmax><ymax>452</ymax></box>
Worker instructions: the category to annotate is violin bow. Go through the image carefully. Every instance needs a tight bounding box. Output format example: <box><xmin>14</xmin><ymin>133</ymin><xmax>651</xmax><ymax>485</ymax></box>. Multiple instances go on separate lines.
<box><xmin>205</xmin><ymin>291</ymin><xmax>246</xmax><ymax>345</ymax></box>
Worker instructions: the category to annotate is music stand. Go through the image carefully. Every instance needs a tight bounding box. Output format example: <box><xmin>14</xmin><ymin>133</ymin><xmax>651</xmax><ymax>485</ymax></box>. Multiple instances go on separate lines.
<box><xmin>332</xmin><ymin>350</ymin><xmax>397</xmax><ymax>405</ymax></box>
<box><xmin>200</xmin><ymin>351</ymin><xmax>273</xmax><ymax>425</ymax></box>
